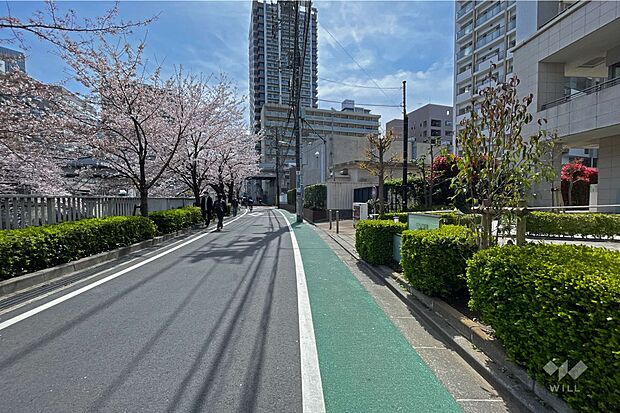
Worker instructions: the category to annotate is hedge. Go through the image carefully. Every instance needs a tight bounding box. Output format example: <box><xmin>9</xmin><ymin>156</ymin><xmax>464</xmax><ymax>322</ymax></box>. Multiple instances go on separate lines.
<box><xmin>355</xmin><ymin>220</ymin><xmax>407</xmax><ymax>265</ymax></box>
<box><xmin>304</xmin><ymin>184</ymin><xmax>326</xmax><ymax>210</ymax></box>
<box><xmin>467</xmin><ymin>245</ymin><xmax>620</xmax><ymax>412</ymax></box>
<box><xmin>401</xmin><ymin>225</ymin><xmax>477</xmax><ymax>298</ymax></box>
<box><xmin>0</xmin><ymin>216</ymin><xmax>156</xmax><ymax>280</ymax></box>
<box><xmin>287</xmin><ymin>188</ymin><xmax>296</xmax><ymax>206</ymax></box>
<box><xmin>379</xmin><ymin>211</ymin><xmax>481</xmax><ymax>227</ymax></box>
<box><xmin>149</xmin><ymin>206</ymin><xmax>202</xmax><ymax>235</ymax></box>
<box><xmin>527</xmin><ymin>211</ymin><xmax>620</xmax><ymax>239</ymax></box>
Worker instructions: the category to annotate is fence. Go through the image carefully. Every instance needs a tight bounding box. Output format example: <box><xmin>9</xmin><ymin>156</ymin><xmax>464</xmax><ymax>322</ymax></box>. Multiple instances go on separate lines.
<box><xmin>0</xmin><ymin>195</ymin><xmax>195</xmax><ymax>230</ymax></box>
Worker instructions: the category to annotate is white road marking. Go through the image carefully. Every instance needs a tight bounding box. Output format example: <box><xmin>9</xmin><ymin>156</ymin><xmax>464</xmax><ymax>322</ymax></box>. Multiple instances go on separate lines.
<box><xmin>274</xmin><ymin>209</ymin><xmax>326</xmax><ymax>413</ymax></box>
<box><xmin>0</xmin><ymin>210</ymin><xmax>248</xmax><ymax>332</ymax></box>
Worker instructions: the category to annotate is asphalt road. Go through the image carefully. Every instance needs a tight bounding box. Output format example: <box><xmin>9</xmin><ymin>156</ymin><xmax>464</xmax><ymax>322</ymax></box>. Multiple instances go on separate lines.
<box><xmin>0</xmin><ymin>208</ymin><xmax>303</xmax><ymax>413</ymax></box>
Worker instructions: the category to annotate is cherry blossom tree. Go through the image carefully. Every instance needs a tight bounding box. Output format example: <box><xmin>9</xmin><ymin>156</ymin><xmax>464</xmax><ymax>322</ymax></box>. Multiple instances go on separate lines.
<box><xmin>1</xmin><ymin>1</ymin><xmax>153</xmax><ymax>51</ymax></box>
<box><xmin>64</xmin><ymin>38</ymin><xmax>203</xmax><ymax>215</ymax></box>
<box><xmin>0</xmin><ymin>70</ymin><xmax>83</xmax><ymax>193</ymax></box>
<box><xmin>162</xmin><ymin>76</ymin><xmax>246</xmax><ymax>204</ymax></box>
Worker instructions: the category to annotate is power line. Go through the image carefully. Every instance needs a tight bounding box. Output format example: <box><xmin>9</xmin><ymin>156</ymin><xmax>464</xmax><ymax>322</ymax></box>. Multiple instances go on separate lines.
<box><xmin>317</xmin><ymin>98</ymin><xmax>401</xmax><ymax>108</ymax></box>
<box><xmin>318</xmin><ymin>77</ymin><xmax>401</xmax><ymax>90</ymax></box>
<box><xmin>318</xmin><ymin>21</ymin><xmax>395</xmax><ymax>101</ymax></box>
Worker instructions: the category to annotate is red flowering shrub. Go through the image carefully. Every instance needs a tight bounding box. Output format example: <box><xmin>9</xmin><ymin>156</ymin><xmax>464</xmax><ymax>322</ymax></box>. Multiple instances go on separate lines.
<box><xmin>561</xmin><ymin>159</ymin><xmax>598</xmax><ymax>206</ymax></box>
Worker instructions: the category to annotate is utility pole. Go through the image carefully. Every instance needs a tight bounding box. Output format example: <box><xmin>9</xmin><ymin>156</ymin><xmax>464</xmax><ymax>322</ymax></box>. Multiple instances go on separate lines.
<box><xmin>292</xmin><ymin>0</ymin><xmax>303</xmax><ymax>222</ymax></box>
<box><xmin>402</xmin><ymin>80</ymin><xmax>409</xmax><ymax>212</ymax></box>
<box><xmin>274</xmin><ymin>127</ymin><xmax>281</xmax><ymax>209</ymax></box>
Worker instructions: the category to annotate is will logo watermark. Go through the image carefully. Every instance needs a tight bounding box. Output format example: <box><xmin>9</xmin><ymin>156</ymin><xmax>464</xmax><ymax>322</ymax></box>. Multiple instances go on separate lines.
<box><xmin>544</xmin><ymin>360</ymin><xmax>587</xmax><ymax>393</ymax></box>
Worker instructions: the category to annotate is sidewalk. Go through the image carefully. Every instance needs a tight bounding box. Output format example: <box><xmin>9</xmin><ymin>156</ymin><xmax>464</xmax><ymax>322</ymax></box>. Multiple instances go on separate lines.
<box><xmin>286</xmin><ymin>213</ymin><xmax>523</xmax><ymax>412</ymax></box>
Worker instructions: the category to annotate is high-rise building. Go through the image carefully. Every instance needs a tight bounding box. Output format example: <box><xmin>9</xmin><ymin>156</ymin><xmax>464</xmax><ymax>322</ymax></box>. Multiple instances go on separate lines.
<box><xmin>513</xmin><ymin>0</ymin><xmax>620</xmax><ymax>209</ymax></box>
<box><xmin>453</xmin><ymin>0</ymin><xmax>517</xmax><ymax>140</ymax></box>
<box><xmin>249</xmin><ymin>0</ymin><xmax>318</xmax><ymax>134</ymax></box>
<box><xmin>0</xmin><ymin>46</ymin><xmax>26</xmax><ymax>73</ymax></box>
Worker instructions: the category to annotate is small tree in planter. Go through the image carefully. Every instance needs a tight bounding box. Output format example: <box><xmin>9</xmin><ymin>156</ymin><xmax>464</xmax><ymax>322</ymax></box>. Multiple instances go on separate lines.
<box><xmin>361</xmin><ymin>130</ymin><xmax>399</xmax><ymax>215</ymax></box>
<box><xmin>452</xmin><ymin>70</ymin><xmax>556</xmax><ymax>247</ymax></box>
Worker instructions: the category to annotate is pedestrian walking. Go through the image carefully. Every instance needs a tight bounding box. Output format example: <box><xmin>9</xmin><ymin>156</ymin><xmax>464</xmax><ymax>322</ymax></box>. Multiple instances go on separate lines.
<box><xmin>213</xmin><ymin>194</ymin><xmax>226</xmax><ymax>231</ymax></box>
<box><xmin>200</xmin><ymin>192</ymin><xmax>213</xmax><ymax>227</ymax></box>
<box><xmin>231</xmin><ymin>198</ymin><xmax>239</xmax><ymax>217</ymax></box>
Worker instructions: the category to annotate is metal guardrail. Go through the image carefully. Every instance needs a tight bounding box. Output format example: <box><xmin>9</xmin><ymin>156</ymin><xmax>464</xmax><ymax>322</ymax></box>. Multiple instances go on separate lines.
<box><xmin>0</xmin><ymin>195</ymin><xmax>194</xmax><ymax>230</ymax></box>
<box><xmin>540</xmin><ymin>77</ymin><xmax>620</xmax><ymax>110</ymax></box>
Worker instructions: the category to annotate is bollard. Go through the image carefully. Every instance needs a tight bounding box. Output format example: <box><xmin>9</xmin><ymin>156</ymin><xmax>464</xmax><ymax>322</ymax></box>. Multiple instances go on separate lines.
<box><xmin>329</xmin><ymin>209</ymin><xmax>332</xmax><ymax>230</ymax></box>
<box><xmin>336</xmin><ymin>210</ymin><xmax>340</xmax><ymax>234</ymax></box>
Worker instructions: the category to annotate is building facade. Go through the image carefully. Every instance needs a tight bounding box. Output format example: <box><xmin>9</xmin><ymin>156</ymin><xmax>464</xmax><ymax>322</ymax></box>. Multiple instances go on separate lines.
<box><xmin>513</xmin><ymin>0</ymin><xmax>620</xmax><ymax>209</ymax></box>
<box><xmin>0</xmin><ymin>46</ymin><xmax>26</xmax><ymax>73</ymax></box>
<box><xmin>453</xmin><ymin>0</ymin><xmax>517</xmax><ymax>140</ymax></box>
<box><xmin>249</xmin><ymin>0</ymin><xmax>318</xmax><ymax>134</ymax></box>
<box><xmin>258</xmin><ymin>100</ymin><xmax>381</xmax><ymax>201</ymax></box>
<box><xmin>408</xmin><ymin>104</ymin><xmax>454</xmax><ymax>164</ymax></box>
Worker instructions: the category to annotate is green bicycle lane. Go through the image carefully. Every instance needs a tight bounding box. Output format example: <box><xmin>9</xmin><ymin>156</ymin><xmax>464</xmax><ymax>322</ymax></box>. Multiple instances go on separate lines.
<box><xmin>281</xmin><ymin>211</ymin><xmax>461</xmax><ymax>412</ymax></box>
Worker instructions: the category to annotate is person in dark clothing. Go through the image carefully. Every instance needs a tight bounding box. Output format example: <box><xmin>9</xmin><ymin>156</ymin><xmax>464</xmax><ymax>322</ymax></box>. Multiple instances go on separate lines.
<box><xmin>213</xmin><ymin>194</ymin><xmax>226</xmax><ymax>231</ymax></box>
<box><xmin>231</xmin><ymin>198</ymin><xmax>239</xmax><ymax>217</ymax></box>
<box><xmin>200</xmin><ymin>192</ymin><xmax>213</xmax><ymax>227</ymax></box>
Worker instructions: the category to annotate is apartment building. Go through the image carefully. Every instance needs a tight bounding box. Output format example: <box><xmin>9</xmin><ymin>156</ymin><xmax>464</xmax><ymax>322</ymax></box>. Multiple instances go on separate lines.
<box><xmin>513</xmin><ymin>0</ymin><xmax>620</xmax><ymax>209</ymax></box>
<box><xmin>249</xmin><ymin>0</ymin><xmax>318</xmax><ymax>134</ymax></box>
<box><xmin>0</xmin><ymin>46</ymin><xmax>26</xmax><ymax>73</ymax></box>
<box><xmin>258</xmin><ymin>100</ymin><xmax>380</xmax><ymax>200</ymax></box>
<box><xmin>453</xmin><ymin>0</ymin><xmax>517</xmax><ymax>140</ymax></box>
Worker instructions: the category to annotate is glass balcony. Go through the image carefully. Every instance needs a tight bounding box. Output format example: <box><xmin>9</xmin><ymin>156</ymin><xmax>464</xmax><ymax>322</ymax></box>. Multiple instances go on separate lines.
<box><xmin>456</xmin><ymin>2</ymin><xmax>474</xmax><ymax>19</ymax></box>
<box><xmin>477</xmin><ymin>3</ymin><xmax>505</xmax><ymax>25</ymax></box>
<box><xmin>456</xmin><ymin>47</ymin><xmax>472</xmax><ymax>60</ymax></box>
<box><xmin>456</xmin><ymin>24</ymin><xmax>473</xmax><ymax>39</ymax></box>
<box><xmin>477</xmin><ymin>28</ymin><xmax>503</xmax><ymax>49</ymax></box>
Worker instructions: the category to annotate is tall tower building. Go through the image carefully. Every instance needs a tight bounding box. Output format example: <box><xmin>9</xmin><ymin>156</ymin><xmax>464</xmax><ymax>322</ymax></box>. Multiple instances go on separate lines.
<box><xmin>453</xmin><ymin>0</ymin><xmax>517</xmax><ymax>141</ymax></box>
<box><xmin>249</xmin><ymin>0</ymin><xmax>318</xmax><ymax>134</ymax></box>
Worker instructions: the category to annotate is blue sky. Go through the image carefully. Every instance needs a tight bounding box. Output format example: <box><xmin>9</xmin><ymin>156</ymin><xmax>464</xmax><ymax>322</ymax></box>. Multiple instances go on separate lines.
<box><xmin>2</xmin><ymin>0</ymin><xmax>455</xmax><ymax>126</ymax></box>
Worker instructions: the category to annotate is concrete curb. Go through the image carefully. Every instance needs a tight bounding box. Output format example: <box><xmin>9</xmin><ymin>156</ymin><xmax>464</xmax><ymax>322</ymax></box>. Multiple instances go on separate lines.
<box><xmin>316</xmin><ymin>226</ymin><xmax>572</xmax><ymax>413</ymax></box>
<box><xmin>0</xmin><ymin>224</ymin><xmax>205</xmax><ymax>298</ymax></box>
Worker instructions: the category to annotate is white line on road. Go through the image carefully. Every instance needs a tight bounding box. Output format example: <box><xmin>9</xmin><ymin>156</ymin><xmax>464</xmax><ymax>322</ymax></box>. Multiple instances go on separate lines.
<box><xmin>274</xmin><ymin>210</ymin><xmax>326</xmax><ymax>413</ymax></box>
<box><xmin>0</xmin><ymin>210</ymin><xmax>249</xmax><ymax>332</ymax></box>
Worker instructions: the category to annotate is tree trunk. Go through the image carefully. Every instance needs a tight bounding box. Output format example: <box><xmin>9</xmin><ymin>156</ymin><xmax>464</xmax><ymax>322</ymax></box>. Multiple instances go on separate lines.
<box><xmin>140</xmin><ymin>188</ymin><xmax>149</xmax><ymax>217</ymax></box>
<box><xmin>227</xmin><ymin>182</ymin><xmax>234</xmax><ymax>203</ymax></box>
<box><xmin>568</xmin><ymin>180</ymin><xmax>574</xmax><ymax>206</ymax></box>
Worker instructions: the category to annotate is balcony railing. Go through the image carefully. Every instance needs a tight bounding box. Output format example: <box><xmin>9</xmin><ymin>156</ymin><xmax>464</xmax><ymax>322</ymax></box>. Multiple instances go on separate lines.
<box><xmin>456</xmin><ymin>47</ymin><xmax>472</xmax><ymax>60</ymax></box>
<box><xmin>477</xmin><ymin>2</ymin><xmax>505</xmax><ymax>25</ymax></box>
<box><xmin>477</xmin><ymin>28</ymin><xmax>504</xmax><ymax>49</ymax></box>
<box><xmin>456</xmin><ymin>2</ymin><xmax>474</xmax><ymax>19</ymax></box>
<box><xmin>456</xmin><ymin>24</ymin><xmax>473</xmax><ymax>39</ymax></box>
<box><xmin>540</xmin><ymin>77</ymin><xmax>620</xmax><ymax>110</ymax></box>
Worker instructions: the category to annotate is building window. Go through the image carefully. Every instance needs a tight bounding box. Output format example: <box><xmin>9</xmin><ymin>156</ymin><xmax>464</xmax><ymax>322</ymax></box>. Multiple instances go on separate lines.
<box><xmin>431</xmin><ymin>119</ymin><xmax>442</xmax><ymax>127</ymax></box>
<box><xmin>445</xmin><ymin>120</ymin><xmax>453</xmax><ymax>127</ymax></box>
<box><xmin>423</xmin><ymin>120</ymin><xmax>428</xmax><ymax>127</ymax></box>
<box><xmin>431</xmin><ymin>129</ymin><xmax>441</xmax><ymax>137</ymax></box>
<box><xmin>422</xmin><ymin>130</ymin><xmax>427</xmax><ymax>138</ymax></box>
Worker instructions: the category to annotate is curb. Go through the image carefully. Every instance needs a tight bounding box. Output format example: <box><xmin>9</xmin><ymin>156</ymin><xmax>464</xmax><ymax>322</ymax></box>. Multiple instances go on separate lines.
<box><xmin>316</xmin><ymin>226</ymin><xmax>572</xmax><ymax>413</ymax></box>
<box><xmin>0</xmin><ymin>224</ymin><xmax>205</xmax><ymax>298</ymax></box>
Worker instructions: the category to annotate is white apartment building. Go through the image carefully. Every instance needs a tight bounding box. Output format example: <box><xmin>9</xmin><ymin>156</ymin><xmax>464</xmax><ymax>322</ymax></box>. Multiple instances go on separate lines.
<box><xmin>453</xmin><ymin>0</ymin><xmax>517</xmax><ymax>137</ymax></box>
<box><xmin>513</xmin><ymin>0</ymin><xmax>620</xmax><ymax>210</ymax></box>
<box><xmin>258</xmin><ymin>100</ymin><xmax>381</xmax><ymax>199</ymax></box>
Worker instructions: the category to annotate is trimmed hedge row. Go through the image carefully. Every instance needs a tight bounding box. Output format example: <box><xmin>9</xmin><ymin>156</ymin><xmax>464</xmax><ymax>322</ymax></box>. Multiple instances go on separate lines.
<box><xmin>149</xmin><ymin>206</ymin><xmax>202</xmax><ymax>235</ymax></box>
<box><xmin>468</xmin><ymin>245</ymin><xmax>620</xmax><ymax>412</ymax></box>
<box><xmin>527</xmin><ymin>211</ymin><xmax>620</xmax><ymax>239</ymax></box>
<box><xmin>379</xmin><ymin>211</ymin><xmax>481</xmax><ymax>227</ymax></box>
<box><xmin>355</xmin><ymin>220</ymin><xmax>407</xmax><ymax>265</ymax></box>
<box><xmin>304</xmin><ymin>184</ymin><xmax>326</xmax><ymax>210</ymax></box>
<box><xmin>287</xmin><ymin>188</ymin><xmax>296</xmax><ymax>206</ymax></box>
<box><xmin>0</xmin><ymin>216</ymin><xmax>156</xmax><ymax>280</ymax></box>
<box><xmin>401</xmin><ymin>225</ymin><xmax>477</xmax><ymax>298</ymax></box>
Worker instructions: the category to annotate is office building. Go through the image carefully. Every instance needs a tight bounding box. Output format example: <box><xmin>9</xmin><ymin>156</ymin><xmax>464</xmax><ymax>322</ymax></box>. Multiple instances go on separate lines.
<box><xmin>258</xmin><ymin>100</ymin><xmax>381</xmax><ymax>202</ymax></box>
<box><xmin>513</xmin><ymin>0</ymin><xmax>620</xmax><ymax>209</ymax></box>
<box><xmin>249</xmin><ymin>0</ymin><xmax>318</xmax><ymax>134</ymax></box>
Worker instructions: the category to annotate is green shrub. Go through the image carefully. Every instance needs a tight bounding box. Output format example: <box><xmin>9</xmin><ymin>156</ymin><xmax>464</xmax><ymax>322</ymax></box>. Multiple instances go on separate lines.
<box><xmin>304</xmin><ymin>184</ymin><xmax>327</xmax><ymax>210</ymax></box>
<box><xmin>148</xmin><ymin>206</ymin><xmax>202</xmax><ymax>234</ymax></box>
<box><xmin>401</xmin><ymin>225</ymin><xmax>477</xmax><ymax>298</ymax></box>
<box><xmin>355</xmin><ymin>220</ymin><xmax>407</xmax><ymax>265</ymax></box>
<box><xmin>379</xmin><ymin>212</ymin><xmax>409</xmax><ymax>223</ymax></box>
<box><xmin>467</xmin><ymin>244</ymin><xmax>620</xmax><ymax>411</ymax></box>
<box><xmin>0</xmin><ymin>216</ymin><xmax>156</xmax><ymax>280</ymax></box>
<box><xmin>527</xmin><ymin>211</ymin><xmax>620</xmax><ymax>239</ymax></box>
<box><xmin>434</xmin><ymin>212</ymin><xmax>481</xmax><ymax>227</ymax></box>
<box><xmin>287</xmin><ymin>188</ymin><xmax>296</xmax><ymax>206</ymax></box>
